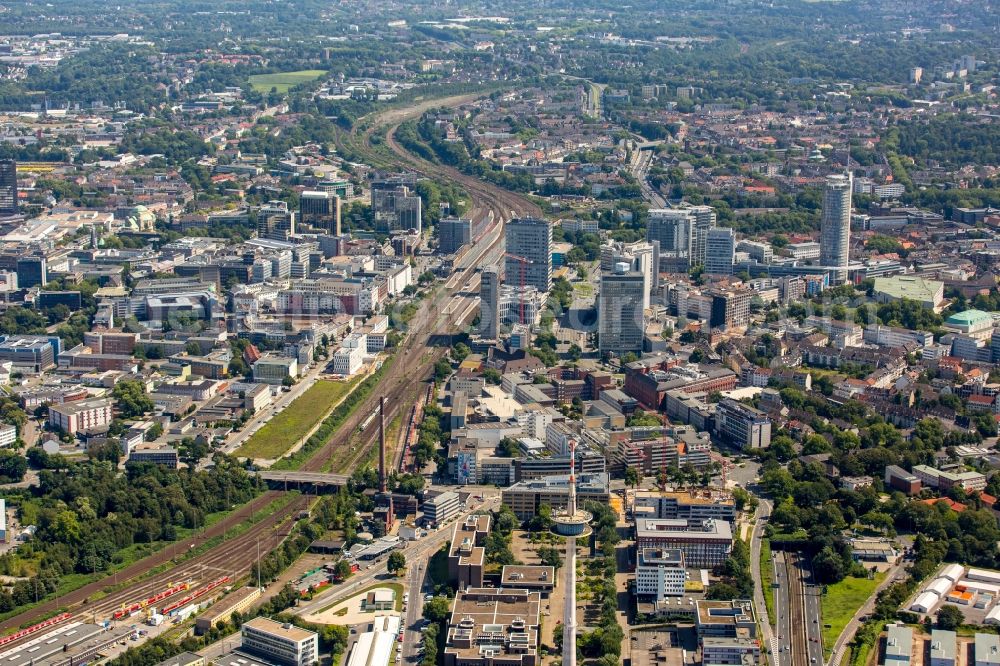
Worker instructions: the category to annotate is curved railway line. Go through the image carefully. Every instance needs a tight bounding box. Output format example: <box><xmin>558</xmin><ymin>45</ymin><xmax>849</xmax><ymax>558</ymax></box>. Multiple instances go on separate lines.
<box><xmin>0</xmin><ymin>89</ymin><xmax>536</xmax><ymax>642</ymax></box>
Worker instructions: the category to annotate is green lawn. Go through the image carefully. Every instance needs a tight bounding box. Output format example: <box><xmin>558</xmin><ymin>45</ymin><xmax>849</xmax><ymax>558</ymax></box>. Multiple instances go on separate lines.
<box><xmin>236</xmin><ymin>379</ymin><xmax>361</xmax><ymax>459</ymax></box>
<box><xmin>760</xmin><ymin>539</ymin><xmax>776</xmax><ymax>626</ymax></box>
<box><xmin>821</xmin><ymin>572</ymin><xmax>886</xmax><ymax>654</ymax></box>
<box><xmin>249</xmin><ymin>70</ymin><xmax>326</xmax><ymax>93</ymax></box>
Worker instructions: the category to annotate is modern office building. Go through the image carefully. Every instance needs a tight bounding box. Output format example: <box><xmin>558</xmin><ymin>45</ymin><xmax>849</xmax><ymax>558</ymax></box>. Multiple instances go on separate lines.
<box><xmin>505</xmin><ymin>217</ymin><xmax>552</xmax><ymax>293</ymax></box>
<box><xmin>715</xmin><ymin>399</ymin><xmax>772</xmax><ymax>450</ymax></box>
<box><xmin>636</xmin><ymin>548</ymin><xmax>686</xmax><ymax>600</ymax></box>
<box><xmin>253</xmin><ymin>354</ymin><xmax>299</xmax><ymax>385</ymax></box>
<box><xmin>689</xmin><ymin>205</ymin><xmax>717</xmax><ymax>267</ymax></box>
<box><xmin>633</xmin><ymin>490</ymin><xmax>737</xmax><ymax>523</ymax></box>
<box><xmin>299</xmin><ymin>191</ymin><xmax>340</xmax><ymax>235</ymax></box>
<box><xmin>478</xmin><ymin>266</ymin><xmax>500</xmax><ymax>339</ymax></box>
<box><xmin>647</xmin><ymin>209</ymin><xmax>692</xmax><ymax>258</ymax></box>
<box><xmin>497</xmin><ymin>285</ymin><xmax>545</xmax><ymax>326</ymax></box>
<box><xmin>705</xmin><ymin>227</ymin><xmax>736</xmax><ymax>275</ymax></box>
<box><xmin>240</xmin><ymin>617</ymin><xmax>318</xmax><ymax>666</ymax></box>
<box><xmin>701</xmin><ymin>637</ymin><xmax>761</xmax><ymax>665</ymax></box>
<box><xmin>819</xmin><ymin>174</ymin><xmax>852</xmax><ymax>285</ymax></box>
<box><xmin>694</xmin><ymin>600</ymin><xmax>756</xmax><ymax>638</ymax></box>
<box><xmin>0</xmin><ymin>160</ymin><xmax>16</xmax><ymax>214</ymax></box>
<box><xmin>257</xmin><ymin>201</ymin><xmax>296</xmax><ymax>241</ymax></box>
<box><xmin>635</xmin><ymin>518</ymin><xmax>733</xmax><ymax>568</ymax></box>
<box><xmin>442</xmin><ymin>588</ymin><xmax>541</xmax><ymax>666</ymax></box>
<box><xmin>439</xmin><ymin>217</ymin><xmax>473</xmax><ymax>254</ymax></box>
<box><xmin>16</xmin><ymin>256</ymin><xmax>47</xmax><ymax>289</ymax></box>
<box><xmin>598</xmin><ymin>264</ymin><xmax>645</xmax><ymax>356</ymax></box>
<box><xmin>448</xmin><ymin>514</ymin><xmax>490</xmax><ymax>590</ymax></box>
<box><xmin>127</xmin><ymin>446</ymin><xmax>180</xmax><ymax>467</ymax></box>
<box><xmin>629</xmin><ymin>241</ymin><xmax>657</xmax><ymax>310</ymax></box>
<box><xmin>501</xmin><ymin>473</ymin><xmax>611</xmax><ymax>521</ymax></box>
<box><xmin>372</xmin><ymin>185</ymin><xmax>422</xmax><ymax>233</ymax></box>
<box><xmin>0</xmin><ymin>335</ymin><xmax>57</xmax><ymax>372</ymax></box>
<box><xmin>423</xmin><ymin>490</ymin><xmax>461</xmax><ymax>527</ymax></box>
<box><xmin>514</xmin><ymin>449</ymin><xmax>607</xmax><ymax>482</ymax></box>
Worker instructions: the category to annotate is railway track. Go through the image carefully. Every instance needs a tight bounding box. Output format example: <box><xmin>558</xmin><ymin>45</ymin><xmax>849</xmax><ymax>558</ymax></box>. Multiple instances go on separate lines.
<box><xmin>0</xmin><ymin>490</ymin><xmax>305</xmax><ymax>633</ymax></box>
<box><xmin>786</xmin><ymin>553</ymin><xmax>809</xmax><ymax>666</ymax></box>
<box><xmin>0</xmin><ymin>89</ymin><xmax>534</xmax><ymax>643</ymax></box>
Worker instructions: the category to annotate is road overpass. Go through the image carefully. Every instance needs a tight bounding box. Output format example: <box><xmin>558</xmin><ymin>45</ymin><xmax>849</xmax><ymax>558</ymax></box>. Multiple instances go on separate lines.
<box><xmin>256</xmin><ymin>470</ymin><xmax>350</xmax><ymax>491</ymax></box>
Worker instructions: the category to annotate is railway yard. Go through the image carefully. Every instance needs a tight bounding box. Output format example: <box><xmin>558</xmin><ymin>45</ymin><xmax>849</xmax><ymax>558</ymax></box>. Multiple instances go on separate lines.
<box><xmin>0</xmin><ymin>91</ymin><xmax>537</xmax><ymax>653</ymax></box>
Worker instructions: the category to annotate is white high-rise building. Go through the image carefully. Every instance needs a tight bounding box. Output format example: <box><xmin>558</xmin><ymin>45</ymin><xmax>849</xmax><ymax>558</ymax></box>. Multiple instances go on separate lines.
<box><xmin>820</xmin><ymin>174</ymin><xmax>852</xmax><ymax>285</ymax></box>
<box><xmin>705</xmin><ymin>227</ymin><xmax>736</xmax><ymax>275</ymax></box>
<box><xmin>479</xmin><ymin>266</ymin><xmax>500</xmax><ymax>339</ymax></box>
<box><xmin>688</xmin><ymin>205</ymin><xmax>717</xmax><ymax>267</ymax></box>
<box><xmin>629</xmin><ymin>242</ymin><xmax>655</xmax><ymax>311</ymax></box>
<box><xmin>598</xmin><ymin>263</ymin><xmax>645</xmax><ymax>356</ymax></box>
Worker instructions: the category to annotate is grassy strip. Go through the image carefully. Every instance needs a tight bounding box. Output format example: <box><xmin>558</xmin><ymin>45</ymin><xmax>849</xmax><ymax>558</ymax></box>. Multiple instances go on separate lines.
<box><xmin>271</xmin><ymin>355</ymin><xmax>395</xmax><ymax>471</ymax></box>
<box><xmin>237</xmin><ymin>379</ymin><xmax>362</xmax><ymax>459</ymax></box>
<box><xmin>821</xmin><ymin>572</ymin><xmax>885</xmax><ymax>654</ymax></box>
<box><xmin>760</xmin><ymin>538</ymin><xmax>776</xmax><ymax>626</ymax></box>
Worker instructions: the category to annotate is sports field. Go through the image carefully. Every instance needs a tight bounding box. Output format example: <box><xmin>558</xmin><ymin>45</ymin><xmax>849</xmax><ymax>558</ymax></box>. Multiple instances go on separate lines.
<box><xmin>249</xmin><ymin>70</ymin><xmax>326</xmax><ymax>93</ymax></box>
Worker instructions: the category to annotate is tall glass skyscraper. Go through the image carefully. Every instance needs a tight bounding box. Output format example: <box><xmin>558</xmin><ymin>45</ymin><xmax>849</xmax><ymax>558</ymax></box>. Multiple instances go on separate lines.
<box><xmin>0</xmin><ymin>160</ymin><xmax>16</xmax><ymax>215</ymax></box>
<box><xmin>819</xmin><ymin>174</ymin><xmax>852</xmax><ymax>285</ymax></box>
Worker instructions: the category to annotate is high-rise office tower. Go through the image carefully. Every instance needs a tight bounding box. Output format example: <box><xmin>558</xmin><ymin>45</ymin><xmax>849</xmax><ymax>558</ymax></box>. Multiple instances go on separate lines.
<box><xmin>438</xmin><ymin>218</ymin><xmax>473</xmax><ymax>254</ymax></box>
<box><xmin>505</xmin><ymin>217</ymin><xmax>552</xmax><ymax>293</ymax></box>
<box><xmin>16</xmin><ymin>256</ymin><xmax>47</xmax><ymax>288</ymax></box>
<box><xmin>819</xmin><ymin>174</ymin><xmax>852</xmax><ymax>285</ymax></box>
<box><xmin>647</xmin><ymin>209</ymin><xmax>692</xmax><ymax>255</ymax></box>
<box><xmin>598</xmin><ymin>263</ymin><xmax>645</xmax><ymax>356</ymax></box>
<box><xmin>688</xmin><ymin>206</ymin><xmax>716</xmax><ymax>267</ymax></box>
<box><xmin>257</xmin><ymin>200</ymin><xmax>296</xmax><ymax>241</ymax></box>
<box><xmin>372</xmin><ymin>175</ymin><xmax>422</xmax><ymax>233</ymax></box>
<box><xmin>299</xmin><ymin>191</ymin><xmax>341</xmax><ymax>235</ymax></box>
<box><xmin>705</xmin><ymin>227</ymin><xmax>736</xmax><ymax>275</ymax></box>
<box><xmin>0</xmin><ymin>160</ymin><xmax>16</xmax><ymax>215</ymax></box>
<box><xmin>479</xmin><ymin>266</ymin><xmax>500</xmax><ymax>339</ymax></box>
<box><xmin>627</xmin><ymin>241</ymin><xmax>655</xmax><ymax>311</ymax></box>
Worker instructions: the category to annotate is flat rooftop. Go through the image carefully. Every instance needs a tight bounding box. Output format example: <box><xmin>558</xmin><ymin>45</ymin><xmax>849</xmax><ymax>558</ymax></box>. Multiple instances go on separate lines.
<box><xmin>445</xmin><ymin>588</ymin><xmax>541</xmax><ymax>663</ymax></box>
<box><xmin>634</xmin><ymin>489</ymin><xmax>735</xmax><ymax>507</ymax></box>
<box><xmin>242</xmin><ymin>617</ymin><xmax>316</xmax><ymax>642</ymax></box>
<box><xmin>450</xmin><ymin>514</ymin><xmax>490</xmax><ymax>566</ymax></box>
<box><xmin>500</xmin><ymin>565</ymin><xmax>555</xmax><ymax>588</ymax></box>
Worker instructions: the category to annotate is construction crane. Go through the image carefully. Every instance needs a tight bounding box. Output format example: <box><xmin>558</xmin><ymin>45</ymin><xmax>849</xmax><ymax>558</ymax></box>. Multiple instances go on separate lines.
<box><xmin>503</xmin><ymin>252</ymin><xmax>534</xmax><ymax>324</ymax></box>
